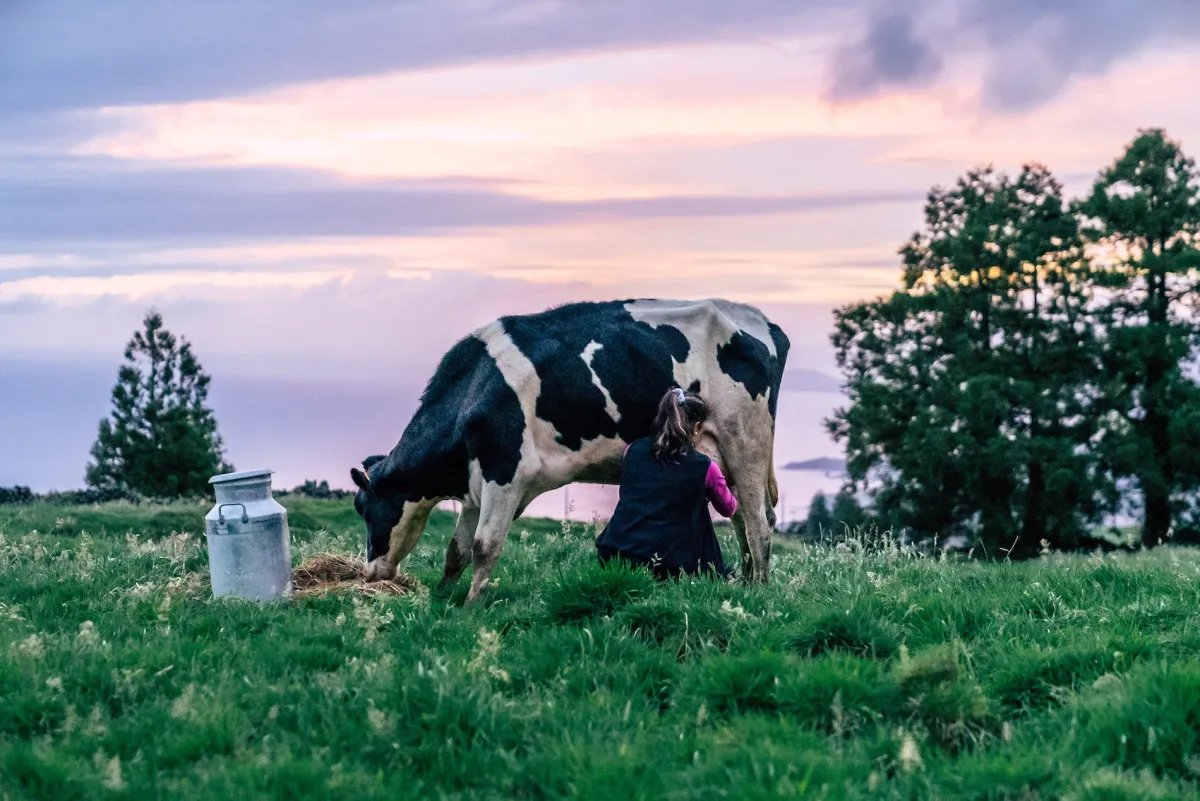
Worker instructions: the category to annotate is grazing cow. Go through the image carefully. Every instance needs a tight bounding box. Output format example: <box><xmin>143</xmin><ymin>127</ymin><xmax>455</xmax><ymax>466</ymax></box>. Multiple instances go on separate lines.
<box><xmin>351</xmin><ymin>298</ymin><xmax>789</xmax><ymax>603</ymax></box>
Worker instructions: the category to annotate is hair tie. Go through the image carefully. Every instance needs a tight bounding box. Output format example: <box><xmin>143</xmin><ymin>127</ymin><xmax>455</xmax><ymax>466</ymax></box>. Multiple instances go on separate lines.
<box><xmin>673</xmin><ymin>387</ymin><xmax>686</xmax><ymax>403</ymax></box>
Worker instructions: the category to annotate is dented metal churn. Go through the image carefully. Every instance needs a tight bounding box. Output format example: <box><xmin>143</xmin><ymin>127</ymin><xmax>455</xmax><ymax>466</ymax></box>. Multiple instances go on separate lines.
<box><xmin>205</xmin><ymin>469</ymin><xmax>293</xmax><ymax>602</ymax></box>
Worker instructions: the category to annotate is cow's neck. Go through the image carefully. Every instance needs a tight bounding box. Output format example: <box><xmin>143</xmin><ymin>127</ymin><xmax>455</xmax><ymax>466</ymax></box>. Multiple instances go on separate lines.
<box><xmin>374</xmin><ymin>401</ymin><xmax>470</xmax><ymax>501</ymax></box>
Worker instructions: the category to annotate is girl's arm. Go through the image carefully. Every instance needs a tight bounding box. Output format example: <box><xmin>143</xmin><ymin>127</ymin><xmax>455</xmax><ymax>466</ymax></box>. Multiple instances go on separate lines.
<box><xmin>705</xmin><ymin>462</ymin><xmax>738</xmax><ymax>517</ymax></box>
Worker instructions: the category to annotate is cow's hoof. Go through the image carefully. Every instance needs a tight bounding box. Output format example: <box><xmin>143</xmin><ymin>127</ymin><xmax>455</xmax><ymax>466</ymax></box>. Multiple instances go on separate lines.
<box><xmin>366</xmin><ymin>558</ymin><xmax>396</xmax><ymax>581</ymax></box>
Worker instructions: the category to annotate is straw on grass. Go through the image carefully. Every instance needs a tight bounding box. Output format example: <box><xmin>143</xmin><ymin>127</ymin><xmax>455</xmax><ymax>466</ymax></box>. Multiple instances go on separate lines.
<box><xmin>292</xmin><ymin>552</ymin><xmax>420</xmax><ymax>598</ymax></box>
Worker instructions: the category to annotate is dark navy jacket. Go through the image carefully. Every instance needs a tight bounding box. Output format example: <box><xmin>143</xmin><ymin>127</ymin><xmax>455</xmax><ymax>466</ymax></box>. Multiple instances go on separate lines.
<box><xmin>596</xmin><ymin>437</ymin><xmax>731</xmax><ymax>579</ymax></box>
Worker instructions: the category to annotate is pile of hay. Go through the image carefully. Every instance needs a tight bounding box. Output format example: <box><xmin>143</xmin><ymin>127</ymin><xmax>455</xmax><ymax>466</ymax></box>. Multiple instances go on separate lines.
<box><xmin>292</xmin><ymin>553</ymin><xmax>420</xmax><ymax>598</ymax></box>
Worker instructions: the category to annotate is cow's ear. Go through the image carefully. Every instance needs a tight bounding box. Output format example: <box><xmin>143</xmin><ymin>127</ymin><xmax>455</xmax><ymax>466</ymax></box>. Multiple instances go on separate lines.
<box><xmin>351</xmin><ymin>467</ymin><xmax>372</xmax><ymax>492</ymax></box>
<box><xmin>362</xmin><ymin>454</ymin><xmax>386</xmax><ymax>471</ymax></box>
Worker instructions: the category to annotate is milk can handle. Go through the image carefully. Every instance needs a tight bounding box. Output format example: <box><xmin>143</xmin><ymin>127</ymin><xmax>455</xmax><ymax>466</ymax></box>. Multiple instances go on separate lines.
<box><xmin>218</xmin><ymin>503</ymin><xmax>249</xmax><ymax>525</ymax></box>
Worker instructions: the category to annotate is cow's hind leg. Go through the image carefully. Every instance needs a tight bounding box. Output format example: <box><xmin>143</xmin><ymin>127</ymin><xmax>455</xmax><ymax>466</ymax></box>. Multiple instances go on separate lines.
<box><xmin>723</xmin><ymin>435</ymin><xmax>775</xmax><ymax>584</ymax></box>
<box><xmin>439</xmin><ymin>503</ymin><xmax>480</xmax><ymax>589</ymax></box>
<box><xmin>765</xmin><ymin>448</ymin><xmax>779</xmax><ymax>529</ymax></box>
<box><xmin>737</xmin><ymin>479</ymin><xmax>772</xmax><ymax>584</ymax></box>
<box><xmin>730</xmin><ymin>508</ymin><xmax>751</xmax><ymax>578</ymax></box>
<box><xmin>466</xmin><ymin>483</ymin><xmax>523</xmax><ymax>605</ymax></box>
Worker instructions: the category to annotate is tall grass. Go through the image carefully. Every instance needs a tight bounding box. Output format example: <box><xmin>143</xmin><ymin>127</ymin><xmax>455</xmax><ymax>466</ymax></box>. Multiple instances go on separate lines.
<box><xmin>2</xmin><ymin>498</ymin><xmax>1200</xmax><ymax>799</ymax></box>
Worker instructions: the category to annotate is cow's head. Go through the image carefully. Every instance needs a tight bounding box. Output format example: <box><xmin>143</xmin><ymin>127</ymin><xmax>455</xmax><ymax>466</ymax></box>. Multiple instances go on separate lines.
<box><xmin>351</xmin><ymin>456</ymin><xmax>436</xmax><ymax>580</ymax></box>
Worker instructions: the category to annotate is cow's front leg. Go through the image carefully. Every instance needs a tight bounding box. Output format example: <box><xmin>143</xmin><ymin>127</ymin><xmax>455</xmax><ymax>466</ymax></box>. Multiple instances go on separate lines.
<box><xmin>367</xmin><ymin>498</ymin><xmax>437</xmax><ymax>581</ymax></box>
<box><xmin>440</xmin><ymin>503</ymin><xmax>480</xmax><ymax>589</ymax></box>
<box><xmin>465</xmin><ymin>483</ymin><xmax>523</xmax><ymax>605</ymax></box>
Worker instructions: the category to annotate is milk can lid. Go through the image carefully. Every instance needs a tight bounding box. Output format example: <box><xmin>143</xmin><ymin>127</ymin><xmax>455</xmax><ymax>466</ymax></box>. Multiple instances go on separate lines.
<box><xmin>209</xmin><ymin>468</ymin><xmax>274</xmax><ymax>485</ymax></box>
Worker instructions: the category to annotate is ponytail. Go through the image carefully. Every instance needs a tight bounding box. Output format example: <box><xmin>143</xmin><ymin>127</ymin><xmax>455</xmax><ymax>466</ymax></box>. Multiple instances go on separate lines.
<box><xmin>649</xmin><ymin>387</ymin><xmax>709</xmax><ymax>464</ymax></box>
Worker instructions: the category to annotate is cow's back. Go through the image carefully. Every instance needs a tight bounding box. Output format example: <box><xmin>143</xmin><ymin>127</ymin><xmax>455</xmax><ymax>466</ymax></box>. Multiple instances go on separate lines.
<box><xmin>474</xmin><ymin>299</ymin><xmax>785</xmax><ymax>454</ymax></box>
<box><xmin>623</xmin><ymin>299</ymin><xmax>788</xmax><ymax>419</ymax></box>
<box><xmin>621</xmin><ymin>298</ymin><xmax>780</xmax><ymax>360</ymax></box>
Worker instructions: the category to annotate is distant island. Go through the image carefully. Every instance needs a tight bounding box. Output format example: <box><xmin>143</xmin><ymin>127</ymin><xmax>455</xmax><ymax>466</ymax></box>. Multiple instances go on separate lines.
<box><xmin>780</xmin><ymin>369</ymin><xmax>843</xmax><ymax>394</ymax></box>
<box><xmin>782</xmin><ymin>457</ymin><xmax>847</xmax><ymax>473</ymax></box>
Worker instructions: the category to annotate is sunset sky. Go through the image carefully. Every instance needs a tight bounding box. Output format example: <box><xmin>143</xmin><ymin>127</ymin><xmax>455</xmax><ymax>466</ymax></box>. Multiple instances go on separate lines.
<box><xmin>3</xmin><ymin>0</ymin><xmax>1200</xmax><ymax>495</ymax></box>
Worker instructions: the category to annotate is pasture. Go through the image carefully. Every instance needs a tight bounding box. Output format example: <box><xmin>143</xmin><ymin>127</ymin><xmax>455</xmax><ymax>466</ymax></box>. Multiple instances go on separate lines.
<box><xmin>3</xmin><ymin>498</ymin><xmax>1200</xmax><ymax>799</ymax></box>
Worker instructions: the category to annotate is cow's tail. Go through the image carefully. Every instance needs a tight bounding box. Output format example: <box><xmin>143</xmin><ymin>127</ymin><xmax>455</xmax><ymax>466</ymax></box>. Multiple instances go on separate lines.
<box><xmin>765</xmin><ymin>321</ymin><xmax>790</xmax><ymax>526</ymax></box>
<box><xmin>768</xmin><ymin>449</ymin><xmax>779</xmax><ymax>509</ymax></box>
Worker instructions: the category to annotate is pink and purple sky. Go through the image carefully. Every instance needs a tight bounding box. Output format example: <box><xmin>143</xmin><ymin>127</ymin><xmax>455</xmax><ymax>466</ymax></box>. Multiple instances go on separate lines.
<box><xmin>2</xmin><ymin>0</ymin><xmax>1199</xmax><ymax>510</ymax></box>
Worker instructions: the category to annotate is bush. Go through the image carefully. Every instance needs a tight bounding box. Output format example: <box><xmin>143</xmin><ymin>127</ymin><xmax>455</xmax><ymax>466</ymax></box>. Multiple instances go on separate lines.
<box><xmin>690</xmin><ymin>651</ymin><xmax>790</xmax><ymax>716</ymax></box>
<box><xmin>40</xmin><ymin>487</ymin><xmax>142</xmax><ymax>505</ymax></box>
<box><xmin>1073</xmin><ymin>769</ymin><xmax>1193</xmax><ymax>801</ymax></box>
<box><xmin>988</xmin><ymin>644</ymin><xmax>1124</xmax><ymax>715</ymax></box>
<box><xmin>0</xmin><ymin>486</ymin><xmax>138</xmax><ymax>506</ymax></box>
<box><xmin>0</xmin><ymin>743</ymin><xmax>88</xmax><ymax>801</ymax></box>
<box><xmin>1073</xmin><ymin>662</ymin><xmax>1200</xmax><ymax>779</ymax></box>
<box><xmin>774</xmin><ymin>654</ymin><xmax>899</xmax><ymax>734</ymax></box>
<box><xmin>929</xmin><ymin>748</ymin><xmax>1060</xmax><ymax>800</ymax></box>
<box><xmin>282</xmin><ymin>480</ymin><xmax>353</xmax><ymax>500</ymax></box>
<box><xmin>618</xmin><ymin>596</ymin><xmax>735</xmax><ymax>658</ymax></box>
<box><xmin>0</xmin><ymin>485</ymin><xmax>34</xmax><ymax>505</ymax></box>
<box><xmin>786</xmin><ymin>606</ymin><xmax>902</xmax><ymax>659</ymax></box>
<box><xmin>543</xmin><ymin>559</ymin><xmax>656</xmax><ymax>623</ymax></box>
<box><xmin>894</xmin><ymin>645</ymin><xmax>997</xmax><ymax>750</ymax></box>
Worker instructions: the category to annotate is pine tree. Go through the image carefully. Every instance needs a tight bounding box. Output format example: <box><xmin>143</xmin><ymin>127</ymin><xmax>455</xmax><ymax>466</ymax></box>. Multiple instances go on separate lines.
<box><xmin>831</xmin><ymin>164</ymin><xmax>1102</xmax><ymax>555</ymax></box>
<box><xmin>805</xmin><ymin>492</ymin><xmax>833</xmax><ymax>540</ymax></box>
<box><xmin>831</xmin><ymin>489</ymin><xmax>868</xmax><ymax>535</ymax></box>
<box><xmin>86</xmin><ymin>312</ymin><xmax>232</xmax><ymax>497</ymax></box>
<box><xmin>1081</xmin><ymin>129</ymin><xmax>1200</xmax><ymax>545</ymax></box>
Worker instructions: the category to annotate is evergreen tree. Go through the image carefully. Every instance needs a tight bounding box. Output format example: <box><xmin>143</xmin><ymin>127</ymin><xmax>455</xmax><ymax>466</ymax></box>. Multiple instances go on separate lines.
<box><xmin>831</xmin><ymin>164</ymin><xmax>1102</xmax><ymax>555</ymax></box>
<box><xmin>1081</xmin><ymin>129</ymin><xmax>1200</xmax><ymax>545</ymax></box>
<box><xmin>831</xmin><ymin>489</ymin><xmax>868</xmax><ymax>535</ymax></box>
<box><xmin>829</xmin><ymin>290</ymin><xmax>959</xmax><ymax>541</ymax></box>
<box><xmin>87</xmin><ymin>312</ymin><xmax>231</xmax><ymax>497</ymax></box>
<box><xmin>805</xmin><ymin>491</ymin><xmax>833</xmax><ymax>540</ymax></box>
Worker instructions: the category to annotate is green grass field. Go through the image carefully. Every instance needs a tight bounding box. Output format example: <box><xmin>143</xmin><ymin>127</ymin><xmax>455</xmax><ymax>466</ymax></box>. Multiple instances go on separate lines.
<box><xmin>4</xmin><ymin>497</ymin><xmax>1200</xmax><ymax>799</ymax></box>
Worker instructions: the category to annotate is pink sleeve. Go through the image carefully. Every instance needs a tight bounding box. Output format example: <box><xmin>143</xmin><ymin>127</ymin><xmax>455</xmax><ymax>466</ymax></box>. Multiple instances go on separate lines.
<box><xmin>623</xmin><ymin>443</ymin><xmax>630</xmax><ymax>458</ymax></box>
<box><xmin>705</xmin><ymin>461</ymin><xmax>738</xmax><ymax>517</ymax></box>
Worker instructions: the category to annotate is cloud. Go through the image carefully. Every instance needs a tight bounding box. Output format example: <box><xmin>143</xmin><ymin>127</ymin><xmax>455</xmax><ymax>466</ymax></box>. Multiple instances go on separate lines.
<box><xmin>970</xmin><ymin>0</ymin><xmax>1200</xmax><ymax>112</ymax></box>
<box><xmin>0</xmin><ymin>160</ymin><xmax>546</xmax><ymax>243</ymax></box>
<box><xmin>69</xmin><ymin>53</ymin><xmax>960</xmax><ymax>201</ymax></box>
<box><xmin>0</xmin><ymin>157</ymin><xmax>918</xmax><ymax>246</ymax></box>
<box><xmin>828</xmin><ymin>0</ymin><xmax>1200</xmax><ymax>111</ymax></box>
<box><xmin>4</xmin><ymin>0</ymin><xmax>1193</xmax><ymax>122</ymax></box>
<box><xmin>0</xmin><ymin>0</ymin><xmax>835</xmax><ymax>114</ymax></box>
<box><xmin>829</xmin><ymin>10</ymin><xmax>942</xmax><ymax>101</ymax></box>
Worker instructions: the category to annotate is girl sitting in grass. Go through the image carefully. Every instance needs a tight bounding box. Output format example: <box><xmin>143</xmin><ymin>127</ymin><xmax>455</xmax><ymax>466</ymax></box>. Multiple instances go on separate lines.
<box><xmin>596</xmin><ymin>387</ymin><xmax>738</xmax><ymax>580</ymax></box>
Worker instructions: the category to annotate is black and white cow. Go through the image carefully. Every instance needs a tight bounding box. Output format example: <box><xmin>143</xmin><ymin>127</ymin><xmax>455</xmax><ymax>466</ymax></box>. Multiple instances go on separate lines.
<box><xmin>350</xmin><ymin>298</ymin><xmax>789</xmax><ymax>603</ymax></box>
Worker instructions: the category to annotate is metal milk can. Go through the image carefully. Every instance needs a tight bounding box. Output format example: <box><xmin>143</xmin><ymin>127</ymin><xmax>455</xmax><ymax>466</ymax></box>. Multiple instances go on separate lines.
<box><xmin>205</xmin><ymin>469</ymin><xmax>293</xmax><ymax>602</ymax></box>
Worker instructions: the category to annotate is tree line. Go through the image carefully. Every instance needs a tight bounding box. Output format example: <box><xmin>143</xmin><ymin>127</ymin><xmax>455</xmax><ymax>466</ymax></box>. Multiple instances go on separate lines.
<box><xmin>824</xmin><ymin>129</ymin><xmax>1200</xmax><ymax>556</ymax></box>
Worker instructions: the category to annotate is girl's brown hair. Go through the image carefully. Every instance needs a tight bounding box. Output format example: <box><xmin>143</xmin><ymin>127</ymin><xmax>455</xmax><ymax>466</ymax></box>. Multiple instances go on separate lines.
<box><xmin>650</xmin><ymin>387</ymin><xmax>709</xmax><ymax>463</ymax></box>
